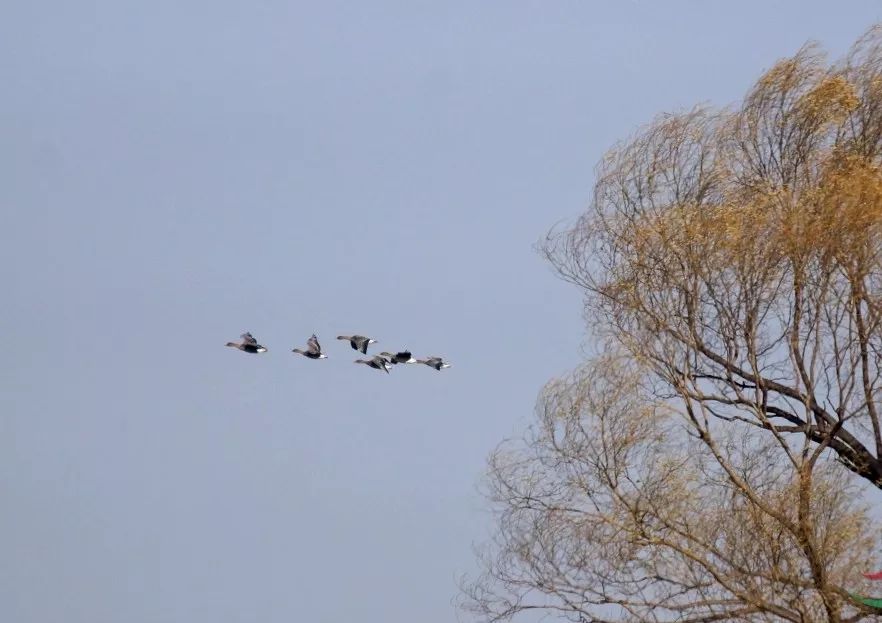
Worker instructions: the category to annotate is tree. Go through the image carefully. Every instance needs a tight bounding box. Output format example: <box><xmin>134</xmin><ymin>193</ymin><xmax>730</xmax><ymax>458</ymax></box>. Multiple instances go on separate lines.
<box><xmin>463</xmin><ymin>27</ymin><xmax>882</xmax><ymax>623</ymax></box>
<box><xmin>463</xmin><ymin>358</ymin><xmax>880</xmax><ymax>623</ymax></box>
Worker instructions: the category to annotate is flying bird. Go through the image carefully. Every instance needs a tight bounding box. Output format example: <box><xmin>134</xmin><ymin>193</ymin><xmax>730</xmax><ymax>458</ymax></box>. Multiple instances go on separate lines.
<box><xmin>337</xmin><ymin>334</ymin><xmax>377</xmax><ymax>354</ymax></box>
<box><xmin>292</xmin><ymin>334</ymin><xmax>327</xmax><ymax>359</ymax></box>
<box><xmin>355</xmin><ymin>356</ymin><xmax>392</xmax><ymax>373</ymax></box>
<box><xmin>416</xmin><ymin>356</ymin><xmax>451</xmax><ymax>371</ymax></box>
<box><xmin>378</xmin><ymin>350</ymin><xmax>417</xmax><ymax>364</ymax></box>
<box><xmin>226</xmin><ymin>332</ymin><xmax>268</xmax><ymax>354</ymax></box>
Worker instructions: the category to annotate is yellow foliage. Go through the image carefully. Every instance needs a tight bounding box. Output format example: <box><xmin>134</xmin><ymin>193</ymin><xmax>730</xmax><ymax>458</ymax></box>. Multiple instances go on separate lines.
<box><xmin>797</xmin><ymin>75</ymin><xmax>860</xmax><ymax>125</ymax></box>
<box><xmin>618</xmin><ymin>155</ymin><xmax>882</xmax><ymax>282</ymax></box>
<box><xmin>757</xmin><ymin>58</ymin><xmax>806</xmax><ymax>92</ymax></box>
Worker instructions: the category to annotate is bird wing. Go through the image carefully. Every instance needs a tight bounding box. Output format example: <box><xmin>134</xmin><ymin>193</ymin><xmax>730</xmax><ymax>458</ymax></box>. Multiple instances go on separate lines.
<box><xmin>241</xmin><ymin>332</ymin><xmax>258</xmax><ymax>345</ymax></box>
<box><xmin>307</xmin><ymin>334</ymin><xmax>321</xmax><ymax>354</ymax></box>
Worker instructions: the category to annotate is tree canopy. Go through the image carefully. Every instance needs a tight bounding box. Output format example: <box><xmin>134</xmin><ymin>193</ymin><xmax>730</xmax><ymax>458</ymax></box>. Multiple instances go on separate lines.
<box><xmin>464</xmin><ymin>26</ymin><xmax>882</xmax><ymax>623</ymax></box>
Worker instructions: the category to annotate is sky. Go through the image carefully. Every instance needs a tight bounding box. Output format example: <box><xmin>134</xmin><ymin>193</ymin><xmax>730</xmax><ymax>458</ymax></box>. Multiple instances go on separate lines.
<box><xmin>3</xmin><ymin>2</ymin><xmax>882</xmax><ymax>622</ymax></box>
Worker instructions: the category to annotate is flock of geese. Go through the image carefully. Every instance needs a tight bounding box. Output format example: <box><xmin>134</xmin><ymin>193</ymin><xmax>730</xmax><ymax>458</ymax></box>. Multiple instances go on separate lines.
<box><xmin>225</xmin><ymin>332</ymin><xmax>451</xmax><ymax>373</ymax></box>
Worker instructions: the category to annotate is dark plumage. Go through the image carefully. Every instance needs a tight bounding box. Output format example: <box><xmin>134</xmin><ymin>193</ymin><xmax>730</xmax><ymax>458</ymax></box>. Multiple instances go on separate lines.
<box><xmin>378</xmin><ymin>350</ymin><xmax>417</xmax><ymax>364</ymax></box>
<box><xmin>226</xmin><ymin>332</ymin><xmax>268</xmax><ymax>354</ymax></box>
<box><xmin>292</xmin><ymin>334</ymin><xmax>327</xmax><ymax>359</ymax></box>
<box><xmin>354</xmin><ymin>356</ymin><xmax>392</xmax><ymax>373</ymax></box>
<box><xmin>337</xmin><ymin>334</ymin><xmax>377</xmax><ymax>354</ymax></box>
<box><xmin>416</xmin><ymin>356</ymin><xmax>450</xmax><ymax>371</ymax></box>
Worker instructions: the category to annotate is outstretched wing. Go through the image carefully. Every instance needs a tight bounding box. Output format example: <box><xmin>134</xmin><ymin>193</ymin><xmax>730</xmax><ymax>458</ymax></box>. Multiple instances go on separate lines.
<box><xmin>241</xmin><ymin>332</ymin><xmax>257</xmax><ymax>345</ymax></box>
<box><xmin>307</xmin><ymin>334</ymin><xmax>321</xmax><ymax>354</ymax></box>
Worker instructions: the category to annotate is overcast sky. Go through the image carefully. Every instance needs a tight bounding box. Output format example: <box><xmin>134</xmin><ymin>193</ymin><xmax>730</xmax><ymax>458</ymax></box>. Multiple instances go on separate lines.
<box><xmin>3</xmin><ymin>2</ymin><xmax>882</xmax><ymax>622</ymax></box>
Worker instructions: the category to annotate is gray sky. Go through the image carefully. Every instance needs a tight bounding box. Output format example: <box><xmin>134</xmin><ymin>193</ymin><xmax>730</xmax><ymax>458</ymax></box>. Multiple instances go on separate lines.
<box><xmin>3</xmin><ymin>2</ymin><xmax>882</xmax><ymax>622</ymax></box>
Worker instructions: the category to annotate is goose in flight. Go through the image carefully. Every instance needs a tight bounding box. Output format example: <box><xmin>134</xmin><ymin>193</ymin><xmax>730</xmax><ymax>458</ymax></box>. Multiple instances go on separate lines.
<box><xmin>416</xmin><ymin>356</ymin><xmax>450</xmax><ymax>371</ymax></box>
<box><xmin>355</xmin><ymin>355</ymin><xmax>392</xmax><ymax>373</ymax></box>
<box><xmin>337</xmin><ymin>334</ymin><xmax>377</xmax><ymax>354</ymax></box>
<box><xmin>226</xmin><ymin>332</ymin><xmax>268</xmax><ymax>354</ymax></box>
<box><xmin>378</xmin><ymin>350</ymin><xmax>417</xmax><ymax>364</ymax></box>
<box><xmin>292</xmin><ymin>334</ymin><xmax>327</xmax><ymax>359</ymax></box>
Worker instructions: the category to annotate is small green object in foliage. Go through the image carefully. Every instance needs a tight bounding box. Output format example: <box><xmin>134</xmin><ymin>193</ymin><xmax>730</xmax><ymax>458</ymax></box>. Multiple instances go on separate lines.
<box><xmin>850</xmin><ymin>593</ymin><xmax>882</xmax><ymax>609</ymax></box>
